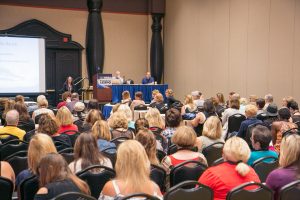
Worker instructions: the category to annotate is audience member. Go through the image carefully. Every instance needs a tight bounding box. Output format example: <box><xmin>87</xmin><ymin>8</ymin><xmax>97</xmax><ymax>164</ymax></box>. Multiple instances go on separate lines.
<box><xmin>266</xmin><ymin>134</ymin><xmax>300</xmax><ymax>200</ymax></box>
<box><xmin>66</xmin><ymin>93</ymin><xmax>80</xmax><ymax>113</ymax></box>
<box><xmin>239</xmin><ymin>97</ymin><xmax>248</xmax><ymax>114</ymax></box>
<box><xmin>116</xmin><ymin>104</ymin><xmax>135</xmax><ymax>129</ymax></box>
<box><xmin>69</xmin><ymin>132</ymin><xmax>112</xmax><ymax>173</ymax></box>
<box><xmin>264</xmin><ymin>94</ymin><xmax>273</xmax><ymax>110</ymax></box>
<box><xmin>287</xmin><ymin>100</ymin><xmax>300</xmax><ymax>123</ymax></box>
<box><xmin>247</xmin><ymin>125</ymin><xmax>278</xmax><ymax>166</ymax></box>
<box><xmin>108</xmin><ymin>111</ymin><xmax>134</xmax><ymax>139</ymax></box>
<box><xmin>191</xmin><ymin>91</ymin><xmax>204</xmax><ymax>107</ymax></box>
<box><xmin>92</xmin><ymin>120</ymin><xmax>116</xmax><ymax>152</ymax></box>
<box><xmin>121</xmin><ymin>90</ymin><xmax>132</xmax><ymax>106</ymax></box>
<box><xmin>199</xmin><ymin>137</ymin><xmax>260</xmax><ymax>200</ymax></box>
<box><xmin>1</xmin><ymin>99</ymin><xmax>15</xmax><ymax>125</ymax></box>
<box><xmin>165</xmin><ymin>89</ymin><xmax>178</xmax><ymax>108</ymax></box>
<box><xmin>112</xmin><ymin>70</ymin><xmax>124</xmax><ymax>84</ymax></box>
<box><xmin>0</xmin><ymin>161</ymin><xmax>15</xmax><ymax>186</ymax></box>
<box><xmin>83</xmin><ymin>109</ymin><xmax>102</xmax><ymax>132</ymax></box>
<box><xmin>237</xmin><ymin>104</ymin><xmax>262</xmax><ymax>139</ymax></box>
<box><xmin>16</xmin><ymin>134</ymin><xmax>57</xmax><ymax>187</ymax></box>
<box><xmin>0</xmin><ymin>98</ymin><xmax>8</xmax><ymax>125</ymax></box>
<box><xmin>56</xmin><ymin>106</ymin><xmax>78</xmax><ymax>134</ymax></box>
<box><xmin>87</xmin><ymin>99</ymin><xmax>99</xmax><ymax>110</ymax></box>
<box><xmin>35</xmin><ymin>153</ymin><xmax>90</xmax><ymax>199</ymax></box>
<box><xmin>57</xmin><ymin>91</ymin><xmax>71</xmax><ymax>109</ymax></box>
<box><xmin>0</xmin><ymin>110</ymin><xmax>26</xmax><ymax>140</ymax></box>
<box><xmin>161</xmin><ymin>108</ymin><xmax>181</xmax><ymax>140</ymax></box>
<box><xmin>256</xmin><ymin>98</ymin><xmax>266</xmax><ymax>115</ymax></box>
<box><xmin>134</xmin><ymin>118</ymin><xmax>150</xmax><ymax>133</ymax></box>
<box><xmin>216</xmin><ymin>93</ymin><xmax>226</xmax><ymax>107</ymax></box>
<box><xmin>27</xmin><ymin>95</ymin><xmax>46</xmax><ymax>113</ymax></box>
<box><xmin>73</xmin><ymin>102</ymin><xmax>86</xmax><ymax>132</ymax></box>
<box><xmin>32</xmin><ymin>98</ymin><xmax>54</xmax><ymax>122</ymax></box>
<box><xmin>191</xmin><ymin>99</ymin><xmax>217</xmax><ymax>127</ymax></box>
<box><xmin>14</xmin><ymin>102</ymin><xmax>35</xmax><ymax>132</ymax></box>
<box><xmin>99</xmin><ymin>140</ymin><xmax>162</xmax><ymax>199</ymax></box>
<box><xmin>145</xmin><ymin>108</ymin><xmax>165</xmax><ymax>130</ymax></box>
<box><xmin>196</xmin><ymin>116</ymin><xmax>224</xmax><ymax>153</ymax></box>
<box><xmin>37</xmin><ymin>114</ymin><xmax>71</xmax><ymax>146</ymax></box>
<box><xmin>225</xmin><ymin>91</ymin><xmax>235</xmax><ymax>108</ymax></box>
<box><xmin>136</xmin><ymin>128</ymin><xmax>160</xmax><ymax>166</ymax></box>
<box><xmin>249</xmin><ymin>95</ymin><xmax>258</xmax><ymax>105</ymax></box>
<box><xmin>142</xmin><ymin>71</ymin><xmax>154</xmax><ymax>84</ymax></box>
<box><xmin>263</xmin><ymin>103</ymin><xmax>278</xmax><ymax>127</ymax></box>
<box><xmin>221</xmin><ymin>98</ymin><xmax>242</xmax><ymax>136</ymax></box>
<box><xmin>181</xmin><ymin>94</ymin><xmax>197</xmax><ymax>115</ymax></box>
<box><xmin>212</xmin><ymin>97</ymin><xmax>225</xmax><ymax>118</ymax></box>
<box><xmin>271</xmin><ymin>107</ymin><xmax>297</xmax><ymax>153</ymax></box>
<box><xmin>15</xmin><ymin>95</ymin><xmax>25</xmax><ymax>104</ymax></box>
<box><xmin>162</xmin><ymin>126</ymin><xmax>207</xmax><ymax>173</ymax></box>
<box><xmin>150</xmin><ymin>90</ymin><xmax>160</xmax><ymax>104</ymax></box>
<box><xmin>130</xmin><ymin>91</ymin><xmax>146</xmax><ymax>111</ymax></box>
<box><xmin>281</xmin><ymin>96</ymin><xmax>293</xmax><ymax>107</ymax></box>
<box><xmin>149</xmin><ymin>93</ymin><xmax>165</xmax><ymax>111</ymax></box>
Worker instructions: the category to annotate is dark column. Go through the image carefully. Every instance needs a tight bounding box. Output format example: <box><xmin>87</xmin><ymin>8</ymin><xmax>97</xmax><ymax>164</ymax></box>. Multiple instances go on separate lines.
<box><xmin>150</xmin><ymin>13</ymin><xmax>164</xmax><ymax>84</ymax></box>
<box><xmin>86</xmin><ymin>0</ymin><xmax>104</xmax><ymax>85</ymax></box>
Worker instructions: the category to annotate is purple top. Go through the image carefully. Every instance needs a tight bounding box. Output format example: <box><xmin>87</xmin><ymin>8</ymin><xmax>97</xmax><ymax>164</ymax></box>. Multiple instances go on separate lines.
<box><xmin>266</xmin><ymin>166</ymin><xmax>298</xmax><ymax>200</ymax></box>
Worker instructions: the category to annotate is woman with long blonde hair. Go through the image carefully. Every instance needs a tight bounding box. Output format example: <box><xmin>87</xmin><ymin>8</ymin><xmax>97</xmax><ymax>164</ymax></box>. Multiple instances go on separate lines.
<box><xmin>199</xmin><ymin>137</ymin><xmax>260</xmax><ymax>200</ymax></box>
<box><xmin>56</xmin><ymin>106</ymin><xmax>78</xmax><ymax>134</ymax></box>
<box><xmin>99</xmin><ymin>140</ymin><xmax>162</xmax><ymax>199</ymax></box>
<box><xmin>145</xmin><ymin>108</ymin><xmax>165</xmax><ymax>129</ymax></box>
<box><xmin>16</xmin><ymin>134</ymin><xmax>57</xmax><ymax>187</ymax></box>
<box><xmin>92</xmin><ymin>120</ymin><xmax>116</xmax><ymax>152</ymax></box>
<box><xmin>181</xmin><ymin>94</ymin><xmax>197</xmax><ymax>115</ymax></box>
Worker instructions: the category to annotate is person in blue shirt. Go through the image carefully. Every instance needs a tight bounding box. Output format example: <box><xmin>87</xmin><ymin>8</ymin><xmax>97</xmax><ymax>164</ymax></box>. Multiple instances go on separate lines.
<box><xmin>142</xmin><ymin>72</ymin><xmax>154</xmax><ymax>84</ymax></box>
<box><xmin>248</xmin><ymin>124</ymin><xmax>278</xmax><ymax>166</ymax></box>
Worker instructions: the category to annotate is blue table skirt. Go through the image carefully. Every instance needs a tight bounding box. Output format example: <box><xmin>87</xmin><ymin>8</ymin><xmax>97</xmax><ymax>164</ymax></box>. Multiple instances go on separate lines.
<box><xmin>111</xmin><ymin>84</ymin><xmax>168</xmax><ymax>103</ymax></box>
<box><xmin>103</xmin><ymin>104</ymin><xmax>113</xmax><ymax>119</ymax></box>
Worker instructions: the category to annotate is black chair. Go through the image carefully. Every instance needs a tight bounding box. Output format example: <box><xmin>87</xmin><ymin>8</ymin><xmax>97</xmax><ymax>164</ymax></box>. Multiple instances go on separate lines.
<box><xmin>18</xmin><ymin>121</ymin><xmax>35</xmax><ymax>133</ymax></box>
<box><xmin>150</xmin><ymin>164</ymin><xmax>166</xmax><ymax>192</ymax></box>
<box><xmin>251</xmin><ymin>156</ymin><xmax>279</xmax><ymax>182</ymax></box>
<box><xmin>170</xmin><ymin>160</ymin><xmax>207</xmax><ymax>187</ymax></box>
<box><xmin>226</xmin><ymin>181</ymin><xmax>273</xmax><ymax>200</ymax></box>
<box><xmin>156</xmin><ymin>150</ymin><xmax>166</xmax><ymax>162</ymax></box>
<box><xmin>202</xmin><ymin>142</ymin><xmax>224</xmax><ymax>167</ymax></box>
<box><xmin>5</xmin><ymin>151</ymin><xmax>28</xmax><ymax>176</ymax></box>
<box><xmin>19</xmin><ymin>175</ymin><xmax>39</xmax><ymax>200</ymax></box>
<box><xmin>76</xmin><ymin>165</ymin><xmax>116</xmax><ymax>199</ymax></box>
<box><xmin>102</xmin><ymin>147</ymin><xmax>117</xmax><ymax>168</ymax></box>
<box><xmin>212</xmin><ymin>157</ymin><xmax>224</xmax><ymax>166</ymax></box>
<box><xmin>0</xmin><ymin>133</ymin><xmax>19</xmax><ymax>145</ymax></box>
<box><xmin>0</xmin><ymin>177</ymin><xmax>14</xmax><ymax>200</ymax></box>
<box><xmin>282</xmin><ymin>127</ymin><xmax>300</xmax><ymax>138</ymax></box>
<box><xmin>167</xmin><ymin>144</ymin><xmax>178</xmax><ymax>155</ymax></box>
<box><xmin>134</xmin><ymin>104</ymin><xmax>148</xmax><ymax>110</ymax></box>
<box><xmin>256</xmin><ymin>113</ymin><xmax>269</xmax><ymax>122</ymax></box>
<box><xmin>52</xmin><ymin>192</ymin><xmax>97</xmax><ymax>200</ymax></box>
<box><xmin>23</xmin><ymin>129</ymin><xmax>36</xmax><ymax>142</ymax></box>
<box><xmin>279</xmin><ymin>180</ymin><xmax>300</xmax><ymax>200</ymax></box>
<box><xmin>120</xmin><ymin>193</ymin><xmax>160</xmax><ymax>200</ymax></box>
<box><xmin>61</xmin><ymin>130</ymin><xmax>80</xmax><ymax>146</ymax></box>
<box><xmin>0</xmin><ymin>140</ymin><xmax>28</xmax><ymax>160</ymax></box>
<box><xmin>54</xmin><ymin>140</ymin><xmax>72</xmax><ymax>152</ymax></box>
<box><xmin>245</xmin><ymin>122</ymin><xmax>263</xmax><ymax>148</ymax></box>
<box><xmin>110</xmin><ymin>136</ymin><xmax>130</xmax><ymax>147</ymax></box>
<box><xmin>58</xmin><ymin>148</ymin><xmax>74</xmax><ymax>164</ymax></box>
<box><xmin>164</xmin><ymin>180</ymin><xmax>213</xmax><ymax>200</ymax></box>
<box><xmin>226</xmin><ymin>114</ymin><xmax>246</xmax><ymax>140</ymax></box>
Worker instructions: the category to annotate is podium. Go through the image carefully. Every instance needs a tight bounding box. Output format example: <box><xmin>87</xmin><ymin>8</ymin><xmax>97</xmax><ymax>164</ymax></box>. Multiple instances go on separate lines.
<box><xmin>92</xmin><ymin>74</ymin><xmax>112</xmax><ymax>102</ymax></box>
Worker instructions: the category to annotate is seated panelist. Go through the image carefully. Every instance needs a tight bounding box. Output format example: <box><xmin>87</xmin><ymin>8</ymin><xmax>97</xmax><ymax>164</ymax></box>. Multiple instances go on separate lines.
<box><xmin>142</xmin><ymin>72</ymin><xmax>154</xmax><ymax>84</ymax></box>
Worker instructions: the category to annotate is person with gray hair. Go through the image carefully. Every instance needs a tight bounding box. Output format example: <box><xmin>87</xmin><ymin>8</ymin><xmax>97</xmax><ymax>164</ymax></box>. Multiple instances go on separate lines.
<box><xmin>66</xmin><ymin>93</ymin><xmax>80</xmax><ymax>113</ymax></box>
<box><xmin>264</xmin><ymin>94</ymin><xmax>274</xmax><ymax>110</ymax></box>
<box><xmin>191</xmin><ymin>91</ymin><xmax>204</xmax><ymax>107</ymax></box>
<box><xmin>0</xmin><ymin>109</ymin><xmax>26</xmax><ymax>140</ymax></box>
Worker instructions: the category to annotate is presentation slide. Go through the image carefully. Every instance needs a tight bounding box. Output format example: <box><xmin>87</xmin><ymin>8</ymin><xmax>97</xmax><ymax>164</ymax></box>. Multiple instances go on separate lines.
<box><xmin>0</xmin><ymin>36</ymin><xmax>46</xmax><ymax>94</ymax></box>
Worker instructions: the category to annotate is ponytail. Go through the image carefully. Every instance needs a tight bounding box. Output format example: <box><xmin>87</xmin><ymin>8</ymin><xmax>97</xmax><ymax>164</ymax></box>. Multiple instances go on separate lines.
<box><xmin>235</xmin><ymin>162</ymin><xmax>250</xmax><ymax>176</ymax></box>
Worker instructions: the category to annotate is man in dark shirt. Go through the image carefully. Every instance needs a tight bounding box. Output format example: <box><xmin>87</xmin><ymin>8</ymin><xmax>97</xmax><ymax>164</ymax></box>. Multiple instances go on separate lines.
<box><xmin>142</xmin><ymin>72</ymin><xmax>154</xmax><ymax>84</ymax></box>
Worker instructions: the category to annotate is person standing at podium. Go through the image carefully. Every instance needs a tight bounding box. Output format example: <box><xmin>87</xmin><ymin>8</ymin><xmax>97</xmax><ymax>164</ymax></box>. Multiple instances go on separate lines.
<box><xmin>112</xmin><ymin>70</ymin><xmax>124</xmax><ymax>84</ymax></box>
<box><xmin>63</xmin><ymin>76</ymin><xmax>75</xmax><ymax>92</ymax></box>
<box><xmin>142</xmin><ymin>72</ymin><xmax>154</xmax><ymax>84</ymax></box>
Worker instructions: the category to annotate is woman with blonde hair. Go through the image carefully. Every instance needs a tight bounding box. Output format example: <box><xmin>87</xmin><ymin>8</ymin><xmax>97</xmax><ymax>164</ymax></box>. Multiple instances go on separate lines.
<box><xmin>162</xmin><ymin>126</ymin><xmax>207</xmax><ymax>173</ymax></box>
<box><xmin>32</xmin><ymin>98</ymin><xmax>54</xmax><ymax>122</ymax></box>
<box><xmin>56</xmin><ymin>106</ymin><xmax>78</xmax><ymax>134</ymax></box>
<box><xmin>116</xmin><ymin>104</ymin><xmax>135</xmax><ymax>129</ymax></box>
<box><xmin>92</xmin><ymin>120</ymin><xmax>116</xmax><ymax>152</ymax></box>
<box><xmin>181</xmin><ymin>94</ymin><xmax>197</xmax><ymax>115</ymax></box>
<box><xmin>108</xmin><ymin>111</ymin><xmax>134</xmax><ymax>139</ymax></box>
<box><xmin>149</xmin><ymin>93</ymin><xmax>165</xmax><ymax>111</ymax></box>
<box><xmin>199</xmin><ymin>137</ymin><xmax>260</xmax><ymax>200</ymax></box>
<box><xmin>145</xmin><ymin>108</ymin><xmax>165</xmax><ymax>130</ymax></box>
<box><xmin>35</xmin><ymin>153</ymin><xmax>90</xmax><ymax>199</ymax></box>
<box><xmin>266</xmin><ymin>134</ymin><xmax>300</xmax><ymax>199</ymax></box>
<box><xmin>136</xmin><ymin>128</ymin><xmax>160</xmax><ymax>165</ymax></box>
<box><xmin>16</xmin><ymin>134</ymin><xmax>57</xmax><ymax>187</ymax></box>
<box><xmin>99</xmin><ymin>140</ymin><xmax>162</xmax><ymax>199</ymax></box>
<box><xmin>196</xmin><ymin>116</ymin><xmax>224</xmax><ymax>152</ymax></box>
<box><xmin>121</xmin><ymin>90</ymin><xmax>132</xmax><ymax>106</ymax></box>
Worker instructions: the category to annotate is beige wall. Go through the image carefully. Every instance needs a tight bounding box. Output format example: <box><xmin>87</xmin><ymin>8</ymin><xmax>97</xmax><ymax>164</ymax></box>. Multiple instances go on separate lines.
<box><xmin>165</xmin><ymin>0</ymin><xmax>300</xmax><ymax>105</ymax></box>
<box><xmin>0</xmin><ymin>5</ymin><xmax>149</xmax><ymax>85</ymax></box>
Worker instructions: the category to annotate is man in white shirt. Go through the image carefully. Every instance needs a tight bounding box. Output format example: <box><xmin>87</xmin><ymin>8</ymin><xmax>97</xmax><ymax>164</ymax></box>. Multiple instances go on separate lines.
<box><xmin>112</xmin><ymin>71</ymin><xmax>124</xmax><ymax>84</ymax></box>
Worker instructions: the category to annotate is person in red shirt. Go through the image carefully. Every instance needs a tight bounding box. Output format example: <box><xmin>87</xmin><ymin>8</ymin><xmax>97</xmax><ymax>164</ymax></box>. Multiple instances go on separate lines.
<box><xmin>56</xmin><ymin>106</ymin><xmax>78</xmax><ymax>134</ymax></box>
<box><xmin>198</xmin><ymin>137</ymin><xmax>260</xmax><ymax>200</ymax></box>
<box><xmin>57</xmin><ymin>92</ymin><xmax>71</xmax><ymax>109</ymax></box>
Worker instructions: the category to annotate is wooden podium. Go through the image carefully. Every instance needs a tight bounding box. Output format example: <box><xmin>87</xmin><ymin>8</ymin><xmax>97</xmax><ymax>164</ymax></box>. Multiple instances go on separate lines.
<box><xmin>93</xmin><ymin>74</ymin><xmax>112</xmax><ymax>102</ymax></box>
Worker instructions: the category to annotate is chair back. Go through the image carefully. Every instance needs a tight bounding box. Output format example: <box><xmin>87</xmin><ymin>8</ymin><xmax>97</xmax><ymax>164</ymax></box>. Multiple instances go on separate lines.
<box><xmin>282</xmin><ymin>128</ymin><xmax>300</xmax><ymax>138</ymax></box>
<box><xmin>156</xmin><ymin>150</ymin><xmax>166</xmax><ymax>162</ymax></box>
<box><xmin>150</xmin><ymin>164</ymin><xmax>166</xmax><ymax>192</ymax></box>
<box><xmin>279</xmin><ymin>180</ymin><xmax>300</xmax><ymax>200</ymax></box>
<box><xmin>119</xmin><ymin>193</ymin><xmax>161</xmax><ymax>200</ymax></box>
<box><xmin>61</xmin><ymin>130</ymin><xmax>80</xmax><ymax>146</ymax></box>
<box><xmin>20</xmin><ymin>175</ymin><xmax>39</xmax><ymax>200</ymax></box>
<box><xmin>110</xmin><ymin>136</ymin><xmax>130</xmax><ymax>147</ymax></box>
<box><xmin>102</xmin><ymin>147</ymin><xmax>117</xmax><ymax>167</ymax></box>
<box><xmin>168</xmin><ymin>144</ymin><xmax>178</xmax><ymax>155</ymax></box>
<box><xmin>245</xmin><ymin>122</ymin><xmax>263</xmax><ymax>148</ymax></box>
<box><xmin>76</xmin><ymin>165</ymin><xmax>116</xmax><ymax>199</ymax></box>
<box><xmin>0</xmin><ymin>133</ymin><xmax>19</xmax><ymax>145</ymax></box>
<box><xmin>251</xmin><ymin>156</ymin><xmax>279</xmax><ymax>182</ymax></box>
<box><xmin>226</xmin><ymin>181</ymin><xmax>273</xmax><ymax>200</ymax></box>
<box><xmin>134</xmin><ymin>104</ymin><xmax>148</xmax><ymax>110</ymax></box>
<box><xmin>164</xmin><ymin>180</ymin><xmax>213</xmax><ymax>200</ymax></box>
<box><xmin>256</xmin><ymin>113</ymin><xmax>269</xmax><ymax>122</ymax></box>
<box><xmin>170</xmin><ymin>160</ymin><xmax>207</xmax><ymax>187</ymax></box>
<box><xmin>18</xmin><ymin>121</ymin><xmax>35</xmax><ymax>133</ymax></box>
<box><xmin>52</xmin><ymin>192</ymin><xmax>97</xmax><ymax>200</ymax></box>
<box><xmin>0</xmin><ymin>140</ymin><xmax>28</xmax><ymax>160</ymax></box>
<box><xmin>58</xmin><ymin>148</ymin><xmax>74</xmax><ymax>164</ymax></box>
<box><xmin>202</xmin><ymin>142</ymin><xmax>224</xmax><ymax>166</ymax></box>
<box><xmin>0</xmin><ymin>177</ymin><xmax>14</xmax><ymax>200</ymax></box>
<box><xmin>212</xmin><ymin>157</ymin><xmax>225</xmax><ymax>166</ymax></box>
<box><xmin>5</xmin><ymin>151</ymin><xmax>28</xmax><ymax>176</ymax></box>
<box><xmin>23</xmin><ymin>129</ymin><xmax>36</xmax><ymax>142</ymax></box>
<box><xmin>227</xmin><ymin>114</ymin><xmax>246</xmax><ymax>139</ymax></box>
<box><xmin>54</xmin><ymin>140</ymin><xmax>72</xmax><ymax>152</ymax></box>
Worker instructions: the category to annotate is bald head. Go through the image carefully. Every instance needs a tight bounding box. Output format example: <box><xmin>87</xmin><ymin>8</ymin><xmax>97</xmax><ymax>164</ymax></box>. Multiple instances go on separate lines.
<box><xmin>6</xmin><ymin>110</ymin><xmax>19</xmax><ymax>126</ymax></box>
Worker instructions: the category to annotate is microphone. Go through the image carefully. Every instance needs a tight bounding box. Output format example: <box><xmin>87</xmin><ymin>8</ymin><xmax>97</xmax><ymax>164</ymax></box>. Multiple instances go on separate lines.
<box><xmin>74</xmin><ymin>77</ymin><xmax>88</xmax><ymax>86</ymax></box>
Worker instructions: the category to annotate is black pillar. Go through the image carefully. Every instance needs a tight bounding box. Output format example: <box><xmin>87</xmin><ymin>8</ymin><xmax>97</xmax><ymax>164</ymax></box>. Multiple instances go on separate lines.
<box><xmin>150</xmin><ymin>13</ymin><xmax>164</xmax><ymax>84</ymax></box>
<box><xmin>86</xmin><ymin>0</ymin><xmax>104</xmax><ymax>85</ymax></box>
